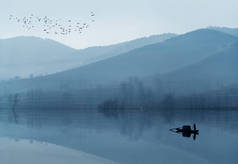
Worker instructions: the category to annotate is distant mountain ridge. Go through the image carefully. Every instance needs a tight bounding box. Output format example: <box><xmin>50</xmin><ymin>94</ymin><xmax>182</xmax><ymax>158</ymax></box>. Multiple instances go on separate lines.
<box><xmin>2</xmin><ymin>28</ymin><xmax>237</xmax><ymax>94</ymax></box>
<box><xmin>0</xmin><ymin>36</ymin><xmax>77</xmax><ymax>80</ymax></box>
<box><xmin>160</xmin><ymin>41</ymin><xmax>238</xmax><ymax>94</ymax></box>
<box><xmin>75</xmin><ymin>33</ymin><xmax>176</xmax><ymax>63</ymax></box>
<box><xmin>0</xmin><ymin>34</ymin><xmax>175</xmax><ymax>80</ymax></box>
<box><xmin>208</xmin><ymin>26</ymin><xmax>238</xmax><ymax>37</ymax></box>
<box><xmin>49</xmin><ymin>29</ymin><xmax>237</xmax><ymax>83</ymax></box>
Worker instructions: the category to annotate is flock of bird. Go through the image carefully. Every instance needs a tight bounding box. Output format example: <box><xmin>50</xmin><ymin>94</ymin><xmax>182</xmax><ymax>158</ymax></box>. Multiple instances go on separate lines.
<box><xmin>9</xmin><ymin>12</ymin><xmax>95</xmax><ymax>36</ymax></box>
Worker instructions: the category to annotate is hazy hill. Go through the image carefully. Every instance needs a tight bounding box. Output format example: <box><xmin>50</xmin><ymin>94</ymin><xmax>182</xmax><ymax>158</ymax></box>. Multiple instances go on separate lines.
<box><xmin>2</xmin><ymin>29</ymin><xmax>237</xmax><ymax>94</ymax></box>
<box><xmin>71</xmin><ymin>29</ymin><xmax>237</xmax><ymax>81</ymax></box>
<box><xmin>0</xmin><ymin>36</ymin><xmax>77</xmax><ymax>80</ymax></box>
<box><xmin>161</xmin><ymin>42</ymin><xmax>238</xmax><ymax>94</ymax></box>
<box><xmin>208</xmin><ymin>27</ymin><xmax>238</xmax><ymax>37</ymax></box>
<box><xmin>46</xmin><ymin>29</ymin><xmax>238</xmax><ymax>83</ymax></box>
<box><xmin>0</xmin><ymin>34</ymin><xmax>175</xmax><ymax>80</ymax></box>
<box><xmin>74</xmin><ymin>33</ymin><xmax>176</xmax><ymax>63</ymax></box>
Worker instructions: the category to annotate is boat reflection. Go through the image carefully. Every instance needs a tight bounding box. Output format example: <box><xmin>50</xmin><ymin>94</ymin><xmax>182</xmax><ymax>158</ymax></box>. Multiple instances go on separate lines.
<box><xmin>170</xmin><ymin>124</ymin><xmax>199</xmax><ymax>140</ymax></box>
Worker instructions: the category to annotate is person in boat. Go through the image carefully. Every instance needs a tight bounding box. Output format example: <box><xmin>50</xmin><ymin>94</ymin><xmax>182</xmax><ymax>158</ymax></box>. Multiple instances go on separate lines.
<box><xmin>170</xmin><ymin>124</ymin><xmax>199</xmax><ymax>140</ymax></box>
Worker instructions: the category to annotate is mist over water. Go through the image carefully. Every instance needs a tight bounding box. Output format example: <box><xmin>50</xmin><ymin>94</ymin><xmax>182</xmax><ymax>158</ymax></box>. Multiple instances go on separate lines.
<box><xmin>0</xmin><ymin>100</ymin><xmax>237</xmax><ymax>164</ymax></box>
<box><xmin>1</xmin><ymin>15</ymin><xmax>238</xmax><ymax>163</ymax></box>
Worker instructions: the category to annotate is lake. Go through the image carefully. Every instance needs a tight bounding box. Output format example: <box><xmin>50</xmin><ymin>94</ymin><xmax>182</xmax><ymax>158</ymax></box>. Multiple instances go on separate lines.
<box><xmin>0</xmin><ymin>109</ymin><xmax>237</xmax><ymax>164</ymax></box>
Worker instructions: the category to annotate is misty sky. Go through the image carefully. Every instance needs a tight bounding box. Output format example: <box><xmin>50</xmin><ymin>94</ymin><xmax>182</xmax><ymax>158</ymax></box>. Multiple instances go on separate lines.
<box><xmin>0</xmin><ymin>0</ymin><xmax>238</xmax><ymax>49</ymax></box>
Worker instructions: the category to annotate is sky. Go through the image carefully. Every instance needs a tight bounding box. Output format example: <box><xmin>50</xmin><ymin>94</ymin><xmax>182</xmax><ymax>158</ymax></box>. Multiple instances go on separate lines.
<box><xmin>0</xmin><ymin>0</ymin><xmax>238</xmax><ymax>49</ymax></box>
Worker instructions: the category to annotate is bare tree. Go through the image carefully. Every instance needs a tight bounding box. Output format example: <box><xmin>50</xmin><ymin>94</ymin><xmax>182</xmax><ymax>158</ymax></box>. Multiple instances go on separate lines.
<box><xmin>8</xmin><ymin>93</ymin><xmax>20</xmax><ymax>123</ymax></box>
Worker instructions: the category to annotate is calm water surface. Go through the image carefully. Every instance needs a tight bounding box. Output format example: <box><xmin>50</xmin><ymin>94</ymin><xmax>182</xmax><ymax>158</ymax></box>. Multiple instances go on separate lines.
<box><xmin>0</xmin><ymin>109</ymin><xmax>237</xmax><ymax>164</ymax></box>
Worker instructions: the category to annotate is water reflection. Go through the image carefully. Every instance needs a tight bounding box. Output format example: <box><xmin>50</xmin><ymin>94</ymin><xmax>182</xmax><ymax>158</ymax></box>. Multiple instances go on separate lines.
<box><xmin>170</xmin><ymin>124</ymin><xmax>199</xmax><ymax>140</ymax></box>
<box><xmin>0</xmin><ymin>105</ymin><xmax>237</xmax><ymax>164</ymax></box>
<box><xmin>0</xmin><ymin>137</ymin><xmax>119</xmax><ymax>164</ymax></box>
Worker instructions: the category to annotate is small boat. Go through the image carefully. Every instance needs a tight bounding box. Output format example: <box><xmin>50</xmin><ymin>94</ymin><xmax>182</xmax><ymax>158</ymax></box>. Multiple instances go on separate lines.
<box><xmin>170</xmin><ymin>124</ymin><xmax>199</xmax><ymax>140</ymax></box>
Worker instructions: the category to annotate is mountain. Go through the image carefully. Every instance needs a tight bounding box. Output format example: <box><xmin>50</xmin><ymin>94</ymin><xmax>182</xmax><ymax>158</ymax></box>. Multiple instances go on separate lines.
<box><xmin>48</xmin><ymin>29</ymin><xmax>238</xmax><ymax>83</ymax></box>
<box><xmin>161</xmin><ymin>42</ymin><xmax>238</xmax><ymax>94</ymax></box>
<box><xmin>2</xmin><ymin>29</ymin><xmax>237</xmax><ymax>94</ymax></box>
<box><xmin>0</xmin><ymin>36</ymin><xmax>78</xmax><ymax>80</ymax></box>
<box><xmin>0</xmin><ymin>34</ymin><xmax>175</xmax><ymax>80</ymax></box>
<box><xmin>208</xmin><ymin>27</ymin><xmax>238</xmax><ymax>37</ymax></box>
<box><xmin>74</xmin><ymin>33</ymin><xmax>176</xmax><ymax>63</ymax></box>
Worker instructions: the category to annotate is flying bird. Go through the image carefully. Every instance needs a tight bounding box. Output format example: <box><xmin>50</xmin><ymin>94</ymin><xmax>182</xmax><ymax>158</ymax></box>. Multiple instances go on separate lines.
<box><xmin>9</xmin><ymin>12</ymin><xmax>96</xmax><ymax>36</ymax></box>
